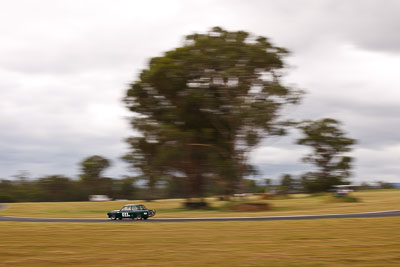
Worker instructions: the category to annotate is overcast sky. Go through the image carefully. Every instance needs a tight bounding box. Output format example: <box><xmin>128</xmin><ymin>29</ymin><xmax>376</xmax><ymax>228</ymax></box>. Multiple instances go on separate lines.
<box><xmin>1</xmin><ymin>0</ymin><xmax>399</xmax><ymax>183</ymax></box>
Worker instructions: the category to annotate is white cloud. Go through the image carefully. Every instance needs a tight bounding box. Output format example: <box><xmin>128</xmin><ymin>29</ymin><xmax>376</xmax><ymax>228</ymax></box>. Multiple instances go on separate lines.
<box><xmin>354</xmin><ymin>146</ymin><xmax>400</xmax><ymax>182</ymax></box>
<box><xmin>250</xmin><ymin>145</ymin><xmax>306</xmax><ymax>165</ymax></box>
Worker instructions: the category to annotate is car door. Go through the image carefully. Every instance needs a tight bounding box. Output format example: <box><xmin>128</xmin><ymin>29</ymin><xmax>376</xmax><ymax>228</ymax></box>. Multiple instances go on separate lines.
<box><xmin>131</xmin><ymin>205</ymin><xmax>138</xmax><ymax>217</ymax></box>
<box><xmin>120</xmin><ymin>206</ymin><xmax>131</xmax><ymax>218</ymax></box>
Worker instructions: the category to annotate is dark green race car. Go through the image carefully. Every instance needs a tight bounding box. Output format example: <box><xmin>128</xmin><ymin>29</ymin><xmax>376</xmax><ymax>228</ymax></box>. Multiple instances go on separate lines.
<box><xmin>107</xmin><ymin>204</ymin><xmax>156</xmax><ymax>220</ymax></box>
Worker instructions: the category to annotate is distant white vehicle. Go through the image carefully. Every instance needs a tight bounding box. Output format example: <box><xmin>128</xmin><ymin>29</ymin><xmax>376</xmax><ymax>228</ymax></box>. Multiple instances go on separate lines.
<box><xmin>89</xmin><ymin>195</ymin><xmax>111</xmax><ymax>201</ymax></box>
<box><xmin>333</xmin><ymin>185</ymin><xmax>355</xmax><ymax>197</ymax></box>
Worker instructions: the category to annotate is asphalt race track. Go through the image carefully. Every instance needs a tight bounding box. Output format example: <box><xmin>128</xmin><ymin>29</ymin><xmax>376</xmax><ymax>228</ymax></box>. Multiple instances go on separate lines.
<box><xmin>0</xmin><ymin>204</ymin><xmax>399</xmax><ymax>223</ymax></box>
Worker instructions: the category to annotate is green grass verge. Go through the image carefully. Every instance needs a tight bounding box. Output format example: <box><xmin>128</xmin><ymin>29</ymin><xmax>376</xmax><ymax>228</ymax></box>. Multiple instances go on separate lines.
<box><xmin>1</xmin><ymin>218</ymin><xmax>400</xmax><ymax>266</ymax></box>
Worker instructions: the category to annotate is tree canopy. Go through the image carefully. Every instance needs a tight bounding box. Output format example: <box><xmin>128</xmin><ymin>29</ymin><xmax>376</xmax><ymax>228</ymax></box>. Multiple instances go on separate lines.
<box><xmin>80</xmin><ymin>155</ymin><xmax>110</xmax><ymax>181</ymax></box>
<box><xmin>124</xmin><ymin>27</ymin><xmax>302</xmax><ymax>198</ymax></box>
<box><xmin>79</xmin><ymin>155</ymin><xmax>111</xmax><ymax>194</ymax></box>
<box><xmin>297</xmin><ymin>118</ymin><xmax>356</xmax><ymax>192</ymax></box>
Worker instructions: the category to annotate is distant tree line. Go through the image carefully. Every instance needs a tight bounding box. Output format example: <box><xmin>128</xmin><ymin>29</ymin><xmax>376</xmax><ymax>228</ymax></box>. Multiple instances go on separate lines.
<box><xmin>0</xmin><ymin>155</ymin><xmax>266</xmax><ymax>203</ymax></box>
<box><xmin>0</xmin><ymin>155</ymin><xmax>393</xmax><ymax>203</ymax></box>
<box><xmin>0</xmin><ymin>156</ymin><xmax>136</xmax><ymax>203</ymax></box>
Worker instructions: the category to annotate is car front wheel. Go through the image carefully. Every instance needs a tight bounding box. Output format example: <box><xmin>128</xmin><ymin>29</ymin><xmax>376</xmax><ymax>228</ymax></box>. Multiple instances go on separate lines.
<box><xmin>110</xmin><ymin>214</ymin><xmax>117</xmax><ymax>220</ymax></box>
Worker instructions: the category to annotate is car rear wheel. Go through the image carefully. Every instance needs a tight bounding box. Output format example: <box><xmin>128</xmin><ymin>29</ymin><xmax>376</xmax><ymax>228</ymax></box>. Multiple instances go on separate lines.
<box><xmin>136</xmin><ymin>214</ymin><xmax>142</xmax><ymax>220</ymax></box>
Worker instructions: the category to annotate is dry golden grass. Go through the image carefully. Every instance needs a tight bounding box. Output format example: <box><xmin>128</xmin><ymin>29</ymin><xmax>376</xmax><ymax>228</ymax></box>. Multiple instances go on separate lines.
<box><xmin>1</xmin><ymin>190</ymin><xmax>399</xmax><ymax>218</ymax></box>
<box><xmin>1</xmin><ymin>218</ymin><xmax>400</xmax><ymax>266</ymax></box>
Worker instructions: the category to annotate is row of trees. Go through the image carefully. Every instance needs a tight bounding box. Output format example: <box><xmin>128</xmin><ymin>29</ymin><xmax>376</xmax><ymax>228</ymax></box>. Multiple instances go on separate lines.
<box><xmin>123</xmin><ymin>27</ymin><xmax>356</xmax><ymax>199</ymax></box>
<box><xmin>0</xmin><ymin>156</ymin><xmax>267</xmax><ymax>203</ymax></box>
<box><xmin>0</xmin><ymin>116</ymin><xmax>356</xmax><ymax>202</ymax></box>
<box><xmin>0</xmin><ymin>157</ymin><xmax>134</xmax><ymax>203</ymax></box>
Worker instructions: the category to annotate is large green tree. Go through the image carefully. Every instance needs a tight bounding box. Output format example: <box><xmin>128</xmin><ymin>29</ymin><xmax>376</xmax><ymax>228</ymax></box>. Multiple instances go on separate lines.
<box><xmin>124</xmin><ymin>27</ymin><xmax>302</xmax><ymax>198</ymax></box>
<box><xmin>297</xmin><ymin>118</ymin><xmax>356</xmax><ymax>192</ymax></box>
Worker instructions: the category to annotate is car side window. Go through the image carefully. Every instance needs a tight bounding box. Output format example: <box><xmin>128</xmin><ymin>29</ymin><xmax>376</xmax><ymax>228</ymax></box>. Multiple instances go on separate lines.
<box><xmin>131</xmin><ymin>206</ymin><xmax>138</xmax><ymax>211</ymax></box>
<box><xmin>121</xmin><ymin>206</ymin><xmax>130</xmax><ymax>211</ymax></box>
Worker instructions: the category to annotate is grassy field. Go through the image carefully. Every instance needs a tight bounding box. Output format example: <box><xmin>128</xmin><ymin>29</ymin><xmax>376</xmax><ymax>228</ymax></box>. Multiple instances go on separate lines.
<box><xmin>0</xmin><ymin>189</ymin><xmax>399</xmax><ymax>218</ymax></box>
<box><xmin>1</xmin><ymin>218</ymin><xmax>400</xmax><ymax>266</ymax></box>
<box><xmin>1</xmin><ymin>190</ymin><xmax>399</xmax><ymax>266</ymax></box>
